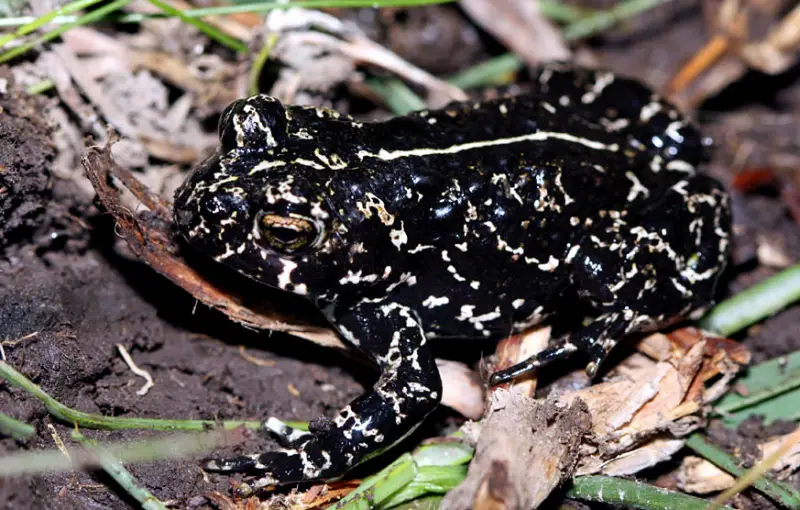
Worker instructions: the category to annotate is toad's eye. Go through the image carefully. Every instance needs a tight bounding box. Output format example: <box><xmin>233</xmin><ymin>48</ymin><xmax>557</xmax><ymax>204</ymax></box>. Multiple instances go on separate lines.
<box><xmin>257</xmin><ymin>212</ymin><xmax>322</xmax><ymax>253</ymax></box>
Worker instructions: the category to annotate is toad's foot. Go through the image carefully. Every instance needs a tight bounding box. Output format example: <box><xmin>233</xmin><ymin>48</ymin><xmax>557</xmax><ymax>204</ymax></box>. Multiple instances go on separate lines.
<box><xmin>203</xmin><ymin>300</ymin><xmax>442</xmax><ymax>486</ymax></box>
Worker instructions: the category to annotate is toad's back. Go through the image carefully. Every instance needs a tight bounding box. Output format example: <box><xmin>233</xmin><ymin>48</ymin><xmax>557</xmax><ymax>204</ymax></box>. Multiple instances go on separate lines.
<box><xmin>267</xmin><ymin>68</ymin><xmax>713</xmax><ymax>338</ymax></box>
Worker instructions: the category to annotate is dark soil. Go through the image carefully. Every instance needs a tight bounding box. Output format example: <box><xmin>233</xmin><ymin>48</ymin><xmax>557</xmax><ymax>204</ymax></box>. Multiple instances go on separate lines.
<box><xmin>2</xmin><ymin>3</ymin><xmax>800</xmax><ymax>510</ymax></box>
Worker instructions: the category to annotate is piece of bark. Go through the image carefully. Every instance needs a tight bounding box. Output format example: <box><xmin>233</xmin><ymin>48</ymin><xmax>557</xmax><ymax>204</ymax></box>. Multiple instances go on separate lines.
<box><xmin>442</xmin><ymin>391</ymin><xmax>591</xmax><ymax>510</ymax></box>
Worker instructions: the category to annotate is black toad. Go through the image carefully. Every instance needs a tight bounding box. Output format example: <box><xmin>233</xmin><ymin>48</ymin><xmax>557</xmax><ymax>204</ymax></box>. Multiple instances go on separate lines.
<box><xmin>173</xmin><ymin>63</ymin><xmax>731</xmax><ymax>488</ymax></box>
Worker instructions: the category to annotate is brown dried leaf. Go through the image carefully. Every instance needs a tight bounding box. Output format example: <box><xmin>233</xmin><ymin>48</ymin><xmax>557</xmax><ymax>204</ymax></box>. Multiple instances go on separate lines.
<box><xmin>677</xmin><ymin>455</ymin><xmax>737</xmax><ymax>494</ymax></box>
<box><xmin>438</xmin><ymin>359</ymin><xmax>486</xmax><ymax>420</ymax></box>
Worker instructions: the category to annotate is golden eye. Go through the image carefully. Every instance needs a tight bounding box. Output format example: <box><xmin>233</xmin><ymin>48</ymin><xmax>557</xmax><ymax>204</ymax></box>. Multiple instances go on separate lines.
<box><xmin>258</xmin><ymin>213</ymin><xmax>322</xmax><ymax>252</ymax></box>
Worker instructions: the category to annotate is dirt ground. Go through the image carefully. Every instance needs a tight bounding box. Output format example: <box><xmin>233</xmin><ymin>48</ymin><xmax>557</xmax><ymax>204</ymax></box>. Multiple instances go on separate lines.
<box><xmin>1</xmin><ymin>2</ymin><xmax>800</xmax><ymax>509</ymax></box>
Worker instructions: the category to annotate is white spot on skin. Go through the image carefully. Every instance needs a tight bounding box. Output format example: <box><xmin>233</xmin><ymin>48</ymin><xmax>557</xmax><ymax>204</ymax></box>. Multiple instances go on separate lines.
<box><xmin>390</xmin><ymin>221</ymin><xmax>408</xmax><ymax>249</ymax></box>
<box><xmin>600</xmin><ymin>117</ymin><xmax>630</xmax><ymax>132</ymax></box>
<box><xmin>565</xmin><ymin>244</ymin><xmax>580</xmax><ymax>263</ymax></box>
<box><xmin>248</xmin><ymin>160</ymin><xmax>286</xmax><ymax>175</ymax></box>
<box><xmin>497</xmin><ymin>236</ymin><xmax>524</xmax><ymax>256</ymax></box>
<box><xmin>470</xmin><ymin>281</ymin><xmax>480</xmax><ymax>290</ymax></box>
<box><xmin>454</xmin><ymin>242</ymin><xmax>468</xmax><ymax>252</ymax></box>
<box><xmin>357</xmin><ymin>193</ymin><xmax>395</xmax><ymax>225</ymax></box>
<box><xmin>448</xmin><ymin>265</ymin><xmax>466</xmax><ymax>282</ymax></box>
<box><xmin>214</xmin><ymin>243</ymin><xmax>235</xmax><ymax>261</ymax></box>
<box><xmin>640</xmin><ymin>101</ymin><xmax>662</xmax><ymax>122</ymax></box>
<box><xmin>666</xmin><ymin>160</ymin><xmax>695</xmax><ymax>173</ymax></box>
<box><xmin>538</xmin><ymin>256</ymin><xmax>560</xmax><ymax>272</ymax></box>
<box><xmin>512</xmin><ymin>298</ymin><xmax>525</xmax><ymax>309</ymax></box>
<box><xmin>422</xmin><ymin>296</ymin><xmax>449</xmax><ymax>308</ymax></box>
<box><xmin>469</xmin><ymin>307</ymin><xmax>502</xmax><ymax>331</ymax></box>
<box><xmin>314</xmin><ymin>148</ymin><xmax>348</xmax><ymax>170</ymax></box>
<box><xmin>581</xmin><ymin>71</ymin><xmax>614</xmax><ymax>104</ymax></box>
<box><xmin>441</xmin><ymin>250</ymin><xmax>451</xmax><ymax>262</ymax></box>
<box><xmin>339</xmin><ymin>270</ymin><xmax>379</xmax><ymax>285</ymax></box>
<box><xmin>409</xmin><ymin>244</ymin><xmax>434</xmax><ymax>254</ymax></box>
<box><xmin>456</xmin><ymin>305</ymin><xmax>475</xmax><ymax>321</ymax></box>
<box><xmin>277</xmin><ymin>259</ymin><xmax>308</xmax><ymax>295</ymax></box>
<box><xmin>541</xmin><ymin>101</ymin><xmax>556</xmax><ymax>114</ymax></box>
<box><xmin>465</xmin><ymin>201</ymin><xmax>478</xmax><ymax>221</ymax></box>
<box><xmin>625</xmin><ymin>171</ymin><xmax>650</xmax><ymax>202</ymax></box>
<box><xmin>293</xmin><ymin>158</ymin><xmax>325</xmax><ymax>170</ymax></box>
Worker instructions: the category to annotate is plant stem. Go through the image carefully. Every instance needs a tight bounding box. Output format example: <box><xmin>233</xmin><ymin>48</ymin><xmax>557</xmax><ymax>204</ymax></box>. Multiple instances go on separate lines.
<box><xmin>698</xmin><ymin>264</ymin><xmax>800</xmax><ymax>336</ymax></box>
<box><xmin>0</xmin><ymin>412</ymin><xmax>36</xmax><ymax>439</ymax></box>
<box><xmin>566</xmin><ymin>475</ymin><xmax>734</xmax><ymax>510</ymax></box>
<box><xmin>0</xmin><ymin>361</ymin><xmax>308</xmax><ymax>432</ymax></box>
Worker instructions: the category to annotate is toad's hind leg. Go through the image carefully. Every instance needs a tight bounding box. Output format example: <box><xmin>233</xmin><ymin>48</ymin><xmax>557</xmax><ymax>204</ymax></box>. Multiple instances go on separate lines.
<box><xmin>491</xmin><ymin>174</ymin><xmax>731</xmax><ymax>385</ymax></box>
<box><xmin>202</xmin><ymin>300</ymin><xmax>441</xmax><ymax>487</ymax></box>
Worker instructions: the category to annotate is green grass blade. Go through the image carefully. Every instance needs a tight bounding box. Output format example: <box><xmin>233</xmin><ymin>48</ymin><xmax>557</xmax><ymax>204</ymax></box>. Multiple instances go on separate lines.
<box><xmin>566</xmin><ymin>474</ymin><xmax>734</xmax><ymax>510</ymax></box>
<box><xmin>412</xmin><ymin>442</ymin><xmax>474</xmax><ymax>467</ymax></box>
<box><xmin>561</xmin><ymin>0</ymin><xmax>665</xmax><ymax>41</ymax></box>
<box><xmin>248</xmin><ymin>33</ymin><xmax>279</xmax><ymax>95</ymax></box>
<box><xmin>699</xmin><ymin>264</ymin><xmax>800</xmax><ymax>337</ymax></box>
<box><xmin>0</xmin><ymin>361</ymin><xmax>273</xmax><ymax>432</ymax></box>
<box><xmin>0</xmin><ymin>0</ymin><xmax>130</xmax><ymax>64</ymax></box>
<box><xmin>0</xmin><ymin>431</ymin><xmax>224</xmax><ymax>476</ymax></box>
<box><xmin>0</xmin><ymin>0</ymin><xmax>105</xmax><ymax>48</ymax></box>
<box><xmin>74</xmin><ymin>433</ymin><xmax>169</xmax><ymax>510</ymax></box>
<box><xmin>364</xmin><ymin>77</ymin><xmax>426</xmax><ymax>115</ymax></box>
<box><xmin>144</xmin><ymin>0</ymin><xmax>247</xmax><ymax>53</ymax></box>
<box><xmin>183</xmin><ymin>0</ymin><xmax>455</xmax><ymax>18</ymax></box>
<box><xmin>0</xmin><ymin>412</ymin><xmax>36</xmax><ymax>439</ymax></box>
<box><xmin>377</xmin><ymin>465</ymin><xmax>467</xmax><ymax>508</ymax></box>
<box><xmin>337</xmin><ymin>453</ymin><xmax>419</xmax><ymax>510</ymax></box>
<box><xmin>446</xmin><ymin>53</ymin><xmax>523</xmax><ymax>89</ymax></box>
<box><xmin>714</xmin><ymin>351</ymin><xmax>800</xmax><ymax>426</ymax></box>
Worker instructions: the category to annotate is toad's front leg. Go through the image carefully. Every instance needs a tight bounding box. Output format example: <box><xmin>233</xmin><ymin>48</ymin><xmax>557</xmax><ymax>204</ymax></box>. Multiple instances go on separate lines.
<box><xmin>202</xmin><ymin>300</ymin><xmax>442</xmax><ymax>487</ymax></box>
